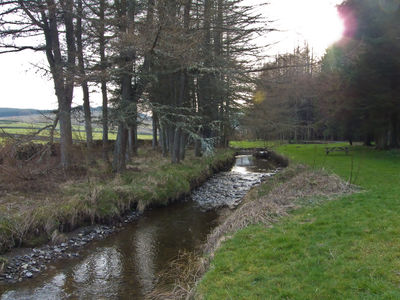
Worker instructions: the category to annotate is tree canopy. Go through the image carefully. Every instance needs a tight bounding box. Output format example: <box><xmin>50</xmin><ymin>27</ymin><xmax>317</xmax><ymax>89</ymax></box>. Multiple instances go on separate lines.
<box><xmin>244</xmin><ymin>0</ymin><xmax>400</xmax><ymax>148</ymax></box>
<box><xmin>0</xmin><ymin>0</ymin><xmax>269</xmax><ymax>170</ymax></box>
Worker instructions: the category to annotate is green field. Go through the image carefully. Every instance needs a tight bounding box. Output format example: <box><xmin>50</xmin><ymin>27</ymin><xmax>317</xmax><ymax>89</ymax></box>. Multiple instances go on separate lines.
<box><xmin>198</xmin><ymin>143</ymin><xmax>400</xmax><ymax>299</ymax></box>
<box><xmin>0</xmin><ymin>121</ymin><xmax>152</xmax><ymax>141</ymax></box>
<box><xmin>229</xmin><ymin>140</ymin><xmax>277</xmax><ymax>149</ymax></box>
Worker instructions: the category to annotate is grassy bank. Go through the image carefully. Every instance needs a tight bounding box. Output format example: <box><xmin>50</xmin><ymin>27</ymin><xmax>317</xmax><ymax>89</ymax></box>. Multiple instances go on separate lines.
<box><xmin>0</xmin><ymin>148</ymin><xmax>235</xmax><ymax>253</ymax></box>
<box><xmin>197</xmin><ymin>143</ymin><xmax>400</xmax><ymax>299</ymax></box>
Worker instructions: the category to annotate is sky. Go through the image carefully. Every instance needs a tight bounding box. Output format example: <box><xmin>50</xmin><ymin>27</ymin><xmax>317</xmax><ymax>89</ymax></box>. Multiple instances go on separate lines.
<box><xmin>262</xmin><ymin>0</ymin><xmax>343</xmax><ymax>56</ymax></box>
<box><xmin>0</xmin><ymin>0</ymin><xmax>344</xmax><ymax>110</ymax></box>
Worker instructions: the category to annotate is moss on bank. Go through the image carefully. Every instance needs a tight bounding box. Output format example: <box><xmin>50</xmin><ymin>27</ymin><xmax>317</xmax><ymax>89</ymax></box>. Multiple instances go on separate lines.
<box><xmin>0</xmin><ymin>148</ymin><xmax>235</xmax><ymax>253</ymax></box>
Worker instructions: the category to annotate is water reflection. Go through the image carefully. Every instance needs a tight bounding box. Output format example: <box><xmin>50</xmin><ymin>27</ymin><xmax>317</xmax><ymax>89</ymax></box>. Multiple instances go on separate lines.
<box><xmin>231</xmin><ymin>155</ymin><xmax>274</xmax><ymax>174</ymax></box>
<box><xmin>70</xmin><ymin>247</ymin><xmax>122</xmax><ymax>298</ymax></box>
<box><xmin>235</xmin><ymin>155</ymin><xmax>253</xmax><ymax>166</ymax></box>
<box><xmin>231</xmin><ymin>155</ymin><xmax>252</xmax><ymax>174</ymax></box>
<box><xmin>0</xmin><ymin>155</ymin><xmax>274</xmax><ymax>299</ymax></box>
<box><xmin>134</xmin><ymin>224</ymin><xmax>157</xmax><ymax>293</ymax></box>
<box><xmin>2</xmin><ymin>273</ymin><xmax>67</xmax><ymax>300</ymax></box>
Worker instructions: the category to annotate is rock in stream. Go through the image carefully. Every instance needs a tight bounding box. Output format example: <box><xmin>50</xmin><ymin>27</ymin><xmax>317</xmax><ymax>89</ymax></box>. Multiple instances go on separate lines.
<box><xmin>192</xmin><ymin>164</ymin><xmax>277</xmax><ymax>210</ymax></box>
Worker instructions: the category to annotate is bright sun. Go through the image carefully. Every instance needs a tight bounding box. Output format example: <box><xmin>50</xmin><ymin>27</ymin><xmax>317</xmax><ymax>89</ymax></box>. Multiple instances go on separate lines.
<box><xmin>295</xmin><ymin>1</ymin><xmax>344</xmax><ymax>53</ymax></box>
<box><xmin>265</xmin><ymin>0</ymin><xmax>344</xmax><ymax>56</ymax></box>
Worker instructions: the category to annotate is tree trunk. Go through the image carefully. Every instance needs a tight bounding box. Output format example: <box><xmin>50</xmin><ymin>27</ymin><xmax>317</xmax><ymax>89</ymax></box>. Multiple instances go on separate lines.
<box><xmin>128</xmin><ymin>127</ymin><xmax>134</xmax><ymax>157</ymax></box>
<box><xmin>198</xmin><ymin>0</ymin><xmax>213</xmax><ymax>141</ymax></box>
<box><xmin>82</xmin><ymin>84</ymin><xmax>93</xmax><ymax>148</ymax></box>
<box><xmin>132</xmin><ymin>116</ymin><xmax>138</xmax><ymax>156</ymax></box>
<box><xmin>59</xmin><ymin>105</ymin><xmax>73</xmax><ymax>168</ymax></box>
<box><xmin>113</xmin><ymin>124</ymin><xmax>128</xmax><ymax>172</ymax></box>
<box><xmin>41</xmin><ymin>0</ymin><xmax>76</xmax><ymax>168</ymax></box>
<box><xmin>168</xmin><ymin>125</ymin><xmax>175</xmax><ymax>158</ymax></box>
<box><xmin>49</xmin><ymin>113</ymin><xmax>59</xmax><ymax>145</ymax></box>
<box><xmin>152</xmin><ymin>110</ymin><xmax>158</xmax><ymax>150</ymax></box>
<box><xmin>101</xmin><ymin>82</ymin><xmax>109</xmax><ymax>160</ymax></box>
<box><xmin>99</xmin><ymin>0</ymin><xmax>109</xmax><ymax>161</ymax></box>
<box><xmin>112</xmin><ymin>0</ymin><xmax>157</xmax><ymax>171</ymax></box>
<box><xmin>172</xmin><ymin>127</ymin><xmax>181</xmax><ymax>164</ymax></box>
<box><xmin>112</xmin><ymin>0</ymin><xmax>134</xmax><ymax>172</ymax></box>
<box><xmin>76</xmin><ymin>0</ymin><xmax>93</xmax><ymax>150</ymax></box>
<box><xmin>161</xmin><ymin>124</ymin><xmax>168</xmax><ymax>157</ymax></box>
<box><xmin>364</xmin><ymin>133</ymin><xmax>373</xmax><ymax>146</ymax></box>
<box><xmin>179</xmin><ymin>132</ymin><xmax>186</xmax><ymax>161</ymax></box>
<box><xmin>376</xmin><ymin>131</ymin><xmax>389</xmax><ymax>150</ymax></box>
<box><xmin>128</xmin><ymin>125</ymin><xmax>138</xmax><ymax>156</ymax></box>
<box><xmin>390</xmin><ymin>112</ymin><xmax>399</xmax><ymax>148</ymax></box>
<box><xmin>195</xmin><ymin>139</ymin><xmax>202</xmax><ymax>157</ymax></box>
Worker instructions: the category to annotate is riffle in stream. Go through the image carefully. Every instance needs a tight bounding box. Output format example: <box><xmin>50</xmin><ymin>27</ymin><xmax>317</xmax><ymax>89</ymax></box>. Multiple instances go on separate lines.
<box><xmin>0</xmin><ymin>154</ymin><xmax>276</xmax><ymax>299</ymax></box>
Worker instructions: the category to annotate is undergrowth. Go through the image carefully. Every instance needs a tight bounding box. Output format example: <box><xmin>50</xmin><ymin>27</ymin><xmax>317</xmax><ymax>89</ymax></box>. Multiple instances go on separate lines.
<box><xmin>0</xmin><ymin>145</ymin><xmax>235</xmax><ymax>254</ymax></box>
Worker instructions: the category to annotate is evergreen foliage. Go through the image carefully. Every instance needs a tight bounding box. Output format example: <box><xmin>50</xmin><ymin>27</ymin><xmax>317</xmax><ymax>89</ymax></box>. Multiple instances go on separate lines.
<box><xmin>244</xmin><ymin>0</ymin><xmax>400</xmax><ymax>148</ymax></box>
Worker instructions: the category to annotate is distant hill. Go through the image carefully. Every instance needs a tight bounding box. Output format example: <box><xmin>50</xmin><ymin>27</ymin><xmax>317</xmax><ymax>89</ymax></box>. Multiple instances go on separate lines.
<box><xmin>0</xmin><ymin>108</ymin><xmax>52</xmax><ymax>118</ymax></box>
<box><xmin>0</xmin><ymin>106</ymin><xmax>151</xmax><ymax>129</ymax></box>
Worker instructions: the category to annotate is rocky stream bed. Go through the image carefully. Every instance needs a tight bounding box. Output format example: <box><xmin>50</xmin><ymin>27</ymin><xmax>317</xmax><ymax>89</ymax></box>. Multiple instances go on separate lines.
<box><xmin>0</xmin><ymin>153</ymin><xmax>278</xmax><ymax>299</ymax></box>
<box><xmin>0</xmin><ymin>212</ymin><xmax>141</xmax><ymax>284</ymax></box>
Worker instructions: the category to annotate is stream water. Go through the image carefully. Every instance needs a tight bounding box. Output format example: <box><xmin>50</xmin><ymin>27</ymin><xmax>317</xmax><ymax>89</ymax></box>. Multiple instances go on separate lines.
<box><xmin>0</xmin><ymin>155</ymin><xmax>275</xmax><ymax>299</ymax></box>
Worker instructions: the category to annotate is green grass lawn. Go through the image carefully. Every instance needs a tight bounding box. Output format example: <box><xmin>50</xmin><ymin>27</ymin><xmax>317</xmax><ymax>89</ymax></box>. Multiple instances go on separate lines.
<box><xmin>198</xmin><ymin>143</ymin><xmax>400</xmax><ymax>299</ymax></box>
<box><xmin>230</xmin><ymin>140</ymin><xmax>274</xmax><ymax>149</ymax></box>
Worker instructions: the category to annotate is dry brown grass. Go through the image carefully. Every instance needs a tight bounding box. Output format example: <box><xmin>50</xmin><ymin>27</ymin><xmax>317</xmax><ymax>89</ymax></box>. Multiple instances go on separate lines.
<box><xmin>0</xmin><ymin>141</ymin><xmax>61</xmax><ymax>192</ymax></box>
<box><xmin>203</xmin><ymin>165</ymin><xmax>354</xmax><ymax>256</ymax></box>
<box><xmin>146</xmin><ymin>251</ymin><xmax>205</xmax><ymax>300</ymax></box>
<box><xmin>0</xmin><ymin>140</ymin><xmax>111</xmax><ymax>251</ymax></box>
<box><xmin>0</xmin><ymin>140</ymin><xmax>235</xmax><ymax>254</ymax></box>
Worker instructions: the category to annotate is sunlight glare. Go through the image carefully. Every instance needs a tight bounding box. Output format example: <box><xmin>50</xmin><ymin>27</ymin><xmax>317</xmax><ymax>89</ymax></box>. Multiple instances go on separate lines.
<box><xmin>296</xmin><ymin>1</ymin><xmax>344</xmax><ymax>53</ymax></box>
<box><xmin>266</xmin><ymin>0</ymin><xmax>345</xmax><ymax>56</ymax></box>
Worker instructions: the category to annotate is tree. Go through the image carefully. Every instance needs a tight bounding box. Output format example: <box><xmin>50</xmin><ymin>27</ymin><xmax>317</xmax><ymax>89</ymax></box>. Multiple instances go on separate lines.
<box><xmin>0</xmin><ymin>0</ymin><xmax>78</xmax><ymax>168</ymax></box>
<box><xmin>244</xmin><ymin>46</ymin><xmax>318</xmax><ymax>142</ymax></box>
<box><xmin>331</xmin><ymin>0</ymin><xmax>400</xmax><ymax>148</ymax></box>
<box><xmin>81</xmin><ymin>0</ymin><xmax>114</xmax><ymax>160</ymax></box>
<box><xmin>112</xmin><ymin>0</ymin><xmax>159</xmax><ymax>172</ymax></box>
<box><xmin>76</xmin><ymin>0</ymin><xmax>93</xmax><ymax>150</ymax></box>
<box><xmin>1</xmin><ymin>0</ymin><xmax>269</xmax><ymax>171</ymax></box>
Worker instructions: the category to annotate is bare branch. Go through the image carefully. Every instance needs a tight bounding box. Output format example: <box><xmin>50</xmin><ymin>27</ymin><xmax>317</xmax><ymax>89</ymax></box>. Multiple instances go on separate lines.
<box><xmin>17</xmin><ymin>0</ymin><xmax>44</xmax><ymax>29</ymax></box>
<box><xmin>246</xmin><ymin>63</ymin><xmax>320</xmax><ymax>73</ymax></box>
<box><xmin>0</xmin><ymin>44</ymin><xmax>45</xmax><ymax>54</ymax></box>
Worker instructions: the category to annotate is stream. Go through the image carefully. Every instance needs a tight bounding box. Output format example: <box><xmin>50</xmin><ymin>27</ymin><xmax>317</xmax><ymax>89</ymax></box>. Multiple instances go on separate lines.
<box><xmin>0</xmin><ymin>154</ymin><xmax>276</xmax><ymax>299</ymax></box>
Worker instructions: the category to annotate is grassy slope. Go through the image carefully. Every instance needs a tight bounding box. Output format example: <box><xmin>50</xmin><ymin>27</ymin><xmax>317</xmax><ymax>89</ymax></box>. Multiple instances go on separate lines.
<box><xmin>198</xmin><ymin>143</ymin><xmax>400</xmax><ymax>299</ymax></box>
